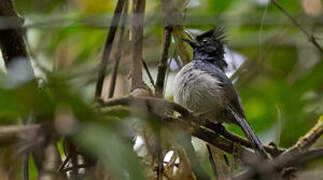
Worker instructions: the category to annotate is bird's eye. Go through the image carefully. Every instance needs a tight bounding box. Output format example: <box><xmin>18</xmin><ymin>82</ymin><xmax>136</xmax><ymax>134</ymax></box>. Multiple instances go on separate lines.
<box><xmin>202</xmin><ymin>39</ymin><xmax>207</xmax><ymax>43</ymax></box>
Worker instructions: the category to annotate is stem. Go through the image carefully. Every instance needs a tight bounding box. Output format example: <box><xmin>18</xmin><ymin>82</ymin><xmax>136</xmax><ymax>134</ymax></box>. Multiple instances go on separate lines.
<box><xmin>130</xmin><ymin>0</ymin><xmax>145</xmax><ymax>90</ymax></box>
<box><xmin>95</xmin><ymin>0</ymin><xmax>126</xmax><ymax>99</ymax></box>
<box><xmin>108</xmin><ymin>0</ymin><xmax>129</xmax><ymax>98</ymax></box>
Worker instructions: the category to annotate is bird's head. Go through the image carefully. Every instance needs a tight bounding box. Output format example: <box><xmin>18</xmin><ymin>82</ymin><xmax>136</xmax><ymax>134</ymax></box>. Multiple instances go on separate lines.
<box><xmin>183</xmin><ymin>28</ymin><xmax>227</xmax><ymax>69</ymax></box>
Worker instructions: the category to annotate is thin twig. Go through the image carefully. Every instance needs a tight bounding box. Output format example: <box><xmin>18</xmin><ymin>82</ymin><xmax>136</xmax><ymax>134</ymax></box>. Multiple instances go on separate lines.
<box><xmin>142</xmin><ymin>58</ymin><xmax>155</xmax><ymax>88</ymax></box>
<box><xmin>270</xmin><ymin>0</ymin><xmax>323</xmax><ymax>52</ymax></box>
<box><xmin>95</xmin><ymin>0</ymin><xmax>126</xmax><ymax>99</ymax></box>
<box><xmin>57</xmin><ymin>156</ymin><xmax>70</xmax><ymax>174</ymax></box>
<box><xmin>130</xmin><ymin>0</ymin><xmax>146</xmax><ymax>90</ymax></box>
<box><xmin>108</xmin><ymin>0</ymin><xmax>129</xmax><ymax>98</ymax></box>
<box><xmin>155</xmin><ymin>26</ymin><xmax>173</xmax><ymax>97</ymax></box>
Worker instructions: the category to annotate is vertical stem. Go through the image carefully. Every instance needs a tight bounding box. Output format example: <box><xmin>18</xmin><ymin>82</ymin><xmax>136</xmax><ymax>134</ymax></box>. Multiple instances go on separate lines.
<box><xmin>108</xmin><ymin>0</ymin><xmax>129</xmax><ymax>98</ymax></box>
<box><xmin>155</xmin><ymin>27</ymin><xmax>172</xmax><ymax>97</ymax></box>
<box><xmin>130</xmin><ymin>0</ymin><xmax>145</xmax><ymax>90</ymax></box>
<box><xmin>95</xmin><ymin>0</ymin><xmax>126</xmax><ymax>99</ymax></box>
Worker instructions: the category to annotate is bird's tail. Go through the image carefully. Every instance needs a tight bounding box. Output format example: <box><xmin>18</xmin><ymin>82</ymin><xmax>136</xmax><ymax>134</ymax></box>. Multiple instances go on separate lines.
<box><xmin>228</xmin><ymin>108</ymin><xmax>268</xmax><ymax>159</ymax></box>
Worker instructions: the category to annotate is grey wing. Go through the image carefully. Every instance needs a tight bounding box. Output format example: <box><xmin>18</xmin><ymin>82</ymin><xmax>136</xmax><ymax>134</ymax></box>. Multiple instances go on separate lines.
<box><xmin>224</xmin><ymin>82</ymin><xmax>246</xmax><ymax>119</ymax></box>
<box><xmin>213</xmin><ymin>73</ymin><xmax>246</xmax><ymax>120</ymax></box>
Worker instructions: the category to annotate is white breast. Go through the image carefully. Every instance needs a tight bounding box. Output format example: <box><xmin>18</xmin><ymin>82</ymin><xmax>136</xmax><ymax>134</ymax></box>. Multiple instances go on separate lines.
<box><xmin>173</xmin><ymin>62</ymin><xmax>226</xmax><ymax>121</ymax></box>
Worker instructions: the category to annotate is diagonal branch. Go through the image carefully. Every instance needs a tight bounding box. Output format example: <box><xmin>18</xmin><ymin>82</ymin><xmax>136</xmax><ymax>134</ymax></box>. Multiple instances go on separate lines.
<box><xmin>142</xmin><ymin>58</ymin><xmax>155</xmax><ymax>88</ymax></box>
<box><xmin>108</xmin><ymin>0</ymin><xmax>129</xmax><ymax>99</ymax></box>
<box><xmin>234</xmin><ymin>148</ymin><xmax>323</xmax><ymax>180</ymax></box>
<box><xmin>95</xmin><ymin>0</ymin><xmax>127</xmax><ymax>99</ymax></box>
<box><xmin>278</xmin><ymin>116</ymin><xmax>323</xmax><ymax>163</ymax></box>
<box><xmin>270</xmin><ymin>0</ymin><xmax>323</xmax><ymax>52</ymax></box>
<box><xmin>287</xmin><ymin>116</ymin><xmax>323</xmax><ymax>152</ymax></box>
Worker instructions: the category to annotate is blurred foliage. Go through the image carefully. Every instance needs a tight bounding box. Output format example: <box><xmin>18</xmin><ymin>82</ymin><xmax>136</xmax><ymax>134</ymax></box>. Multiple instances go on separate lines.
<box><xmin>0</xmin><ymin>0</ymin><xmax>322</xmax><ymax>179</ymax></box>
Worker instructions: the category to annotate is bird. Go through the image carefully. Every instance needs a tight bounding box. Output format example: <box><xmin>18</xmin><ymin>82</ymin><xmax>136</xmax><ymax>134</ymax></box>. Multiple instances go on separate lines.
<box><xmin>173</xmin><ymin>28</ymin><xmax>268</xmax><ymax>158</ymax></box>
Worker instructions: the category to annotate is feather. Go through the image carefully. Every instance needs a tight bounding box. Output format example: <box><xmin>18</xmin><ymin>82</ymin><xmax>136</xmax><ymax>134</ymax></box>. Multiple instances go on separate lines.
<box><xmin>228</xmin><ymin>106</ymin><xmax>268</xmax><ymax>158</ymax></box>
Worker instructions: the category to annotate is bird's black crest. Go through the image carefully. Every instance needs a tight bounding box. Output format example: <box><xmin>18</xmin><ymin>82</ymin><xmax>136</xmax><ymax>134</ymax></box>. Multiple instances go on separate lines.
<box><xmin>196</xmin><ymin>27</ymin><xmax>226</xmax><ymax>44</ymax></box>
<box><xmin>186</xmin><ymin>27</ymin><xmax>228</xmax><ymax>70</ymax></box>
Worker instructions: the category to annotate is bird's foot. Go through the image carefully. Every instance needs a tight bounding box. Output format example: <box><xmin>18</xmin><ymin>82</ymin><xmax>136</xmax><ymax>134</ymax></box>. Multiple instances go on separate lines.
<box><xmin>204</xmin><ymin>121</ymin><xmax>226</xmax><ymax>133</ymax></box>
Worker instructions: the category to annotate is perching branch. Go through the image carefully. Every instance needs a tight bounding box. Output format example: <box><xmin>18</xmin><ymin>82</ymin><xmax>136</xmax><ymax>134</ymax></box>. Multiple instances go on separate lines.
<box><xmin>95</xmin><ymin>0</ymin><xmax>127</xmax><ymax>99</ymax></box>
<box><xmin>235</xmin><ymin>148</ymin><xmax>323</xmax><ymax>180</ymax></box>
<box><xmin>100</xmin><ymin>96</ymin><xmax>280</xmax><ymax>157</ymax></box>
<box><xmin>234</xmin><ymin>116</ymin><xmax>323</xmax><ymax>179</ymax></box>
<box><xmin>270</xmin><ymin>0</ymin><xmax>323</xmax><ymax>52</ymax></box>
<box><xmin>205</xmin><ymin>122</ymin><xmax>285</xmax><ymax>156</ymax></box>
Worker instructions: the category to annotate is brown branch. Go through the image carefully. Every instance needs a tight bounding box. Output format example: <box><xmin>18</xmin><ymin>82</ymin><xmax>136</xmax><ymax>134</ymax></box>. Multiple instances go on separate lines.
<box><xmin>95</xmin><ymin>0</ymin><xmax>127</xmax><ymax>99</ymax></box>
<box><xmin>235</xmin><ymin>117</ymin><xmax>323</xmax><ymax>179</ymax></box>
<box><xmin>100</xmin><ymin>96</ymin><xmax>284</xmax><ymax>155</ymax></box>
<box><xmin>100</xmin><ymin>96</ymin><xmax>191</xmax><ymax>118</ymax></box>
<box><xmin>165</xmin><ymin>116</ymin><xmax>255</xmax><ymax>158</ymax></box>
<box><xmin>0</xmin><ymin>125</ymin><xmax>41</xmax><ymax>146</ymax></box>
<box><xmin>270</xmin><ymin>0</ymin><xmax>323</xmax><ymax>52</ymax></box>
<box><xmin>100</xmin><ymin>96</ymin><xmax>276</xmax><ymax>158</ymax></box>
<box><xmin>130</xmin><ymin>0</ymin><xmax>146</xmax><ymax>90</ymax></box>
<box><xmin>108</xmin><ymin>0</ymin><xmax>129</xmax><ymax>99</ymax></box>
<box><xmin>205</xmin><ymin>122</ymin><xmax>285</xmax><ymax>157</ymax></box>
<box><xmin>235</xmin><ymin>148</ymin><xmax>323</xmax><ymax>180</ymax></box>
